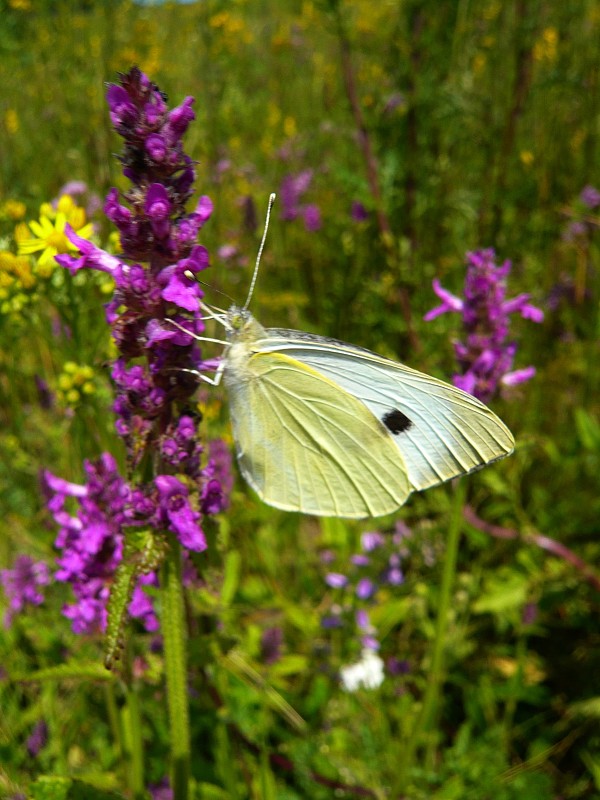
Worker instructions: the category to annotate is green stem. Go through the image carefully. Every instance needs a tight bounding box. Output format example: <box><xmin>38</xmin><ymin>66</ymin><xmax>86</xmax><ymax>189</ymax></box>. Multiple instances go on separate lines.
<box><xmin>396</xmin><ymin>480</ymin><xmax>466</xmax><ymax>786</ymax></box>
<box><xmin>122</xmin><ymin>683</ymin><xmax>145</xmax><ymax>799</ymax></box>
<box><xmin>161</xmin><ymin>541</ymin><xmax>191</xmax><ymax>800</ymax></box>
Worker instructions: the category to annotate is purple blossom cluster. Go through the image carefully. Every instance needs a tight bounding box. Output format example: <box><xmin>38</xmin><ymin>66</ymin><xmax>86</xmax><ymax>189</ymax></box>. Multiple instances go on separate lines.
<box><xmin>0</xmin><ymin>556</ymin><xmax>50</xmax><ymax>627</ymax></box>
<box><xmin>322</xmin><ymin>522</ymin><xmax>410</xmax><ymax>652</ymax></box>
<box><xmin>279</xmin><ymin>170</ymin><xmax>321</xmax><ymax>232</ymax></box>
<box><xmin>43</xmin><ymin>454</ymin><xmax>198</xmax><ymax>634</ymax></box>
<box><xmin>424</xmin><ymin>248</ymin><xmax>544</xmax><ymax>402</ymax></box>
<box><xmin>25</xmin><ymin>68</ymin><xmax>233</xmax><ymax>634</ymax></box>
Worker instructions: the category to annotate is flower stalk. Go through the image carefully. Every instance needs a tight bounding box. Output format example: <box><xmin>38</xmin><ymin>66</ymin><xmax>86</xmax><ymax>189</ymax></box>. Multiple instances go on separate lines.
<box><xmin>161</xmin><ymin>541</ymin><xmax>191</xmax><ymax>800</ymax></box>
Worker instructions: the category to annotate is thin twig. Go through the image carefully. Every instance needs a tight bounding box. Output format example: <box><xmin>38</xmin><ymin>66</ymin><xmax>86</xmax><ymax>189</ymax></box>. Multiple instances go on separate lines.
<box><xmin>463</xmin><ymin>505</ymin><xmax>600</xmax><ymax>592</ymax></box>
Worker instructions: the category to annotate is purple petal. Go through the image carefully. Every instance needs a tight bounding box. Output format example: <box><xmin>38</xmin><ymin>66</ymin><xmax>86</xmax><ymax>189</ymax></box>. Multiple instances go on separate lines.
<box><xmin>501</xmin><ymin>366</ymin><xmax>536</xmax><ymax>386</ymax></box>
<box><xmin>325</xmin><ymin>572</ymin><xmax>348</xmax><ymax>589</ymax></box>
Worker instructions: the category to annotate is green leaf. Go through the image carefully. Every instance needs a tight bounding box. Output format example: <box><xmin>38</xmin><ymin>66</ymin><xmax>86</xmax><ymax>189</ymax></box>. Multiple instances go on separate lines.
<box><xmin>575</xmin><ymin>408</ymin><xmax>600</xmax><ymax>451</ymax></box>
<box><xmin>269</xmin><ymin>654</ymin><xmax>309</xmax><ymax>678</ymax></box>
<box><xmin>472</xmin><ymin>571</ymin><xmax>529</xmax><ymax>615</ymax></box>
<box><xmin>221</xmin><ymin>549</ymin><xmax>242</xmax><ymax>606</ymax></box>
<box><xmin>30</xmin><ymin>776</ymin><xmax>125</xmax><ymax>800</ymax></box>
<box><xmin>196</xmin><ymin>784</ymin><xmax>233</xmax><ymax>800</ymax></box>
<box><xmin>569</xmin><ymin>697</ymin><xmax>600</xmax><ymax>718</ymax></box>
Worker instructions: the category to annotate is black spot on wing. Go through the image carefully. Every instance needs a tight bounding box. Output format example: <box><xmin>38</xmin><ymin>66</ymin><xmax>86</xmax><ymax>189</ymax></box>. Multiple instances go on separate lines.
<box><xmin>382</xmin><ymin>408</ymin><xmax>413</xmax><ymax>435</ymax></box>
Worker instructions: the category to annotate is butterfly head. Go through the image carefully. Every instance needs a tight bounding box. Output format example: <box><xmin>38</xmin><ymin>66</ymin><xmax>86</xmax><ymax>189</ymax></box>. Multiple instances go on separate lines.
<box><xmin>225</xmin><ymin>305</ymin><xmax>266</xmax><ymax>344</ymax></box>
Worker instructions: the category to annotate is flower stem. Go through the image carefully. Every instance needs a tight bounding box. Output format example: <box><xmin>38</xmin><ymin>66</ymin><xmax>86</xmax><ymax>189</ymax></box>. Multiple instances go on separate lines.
<box><xmin>396</xmin><ymin>479</ymin><xmax>466</xmax><ymax>787</ymax></box>
<box><xmin>122</xmin><ymin>682</ymin><xmax>145</xmax><ymax>799</ymax></box>
<box><xmin>421</xmin><ymin>479</ymin><xmax>465</xmax><ymax>767</ymax></box>
<box><xmin>161</xmin><ymin>540</ymin><xmax>190</xmax><ymax>800</ymax></box>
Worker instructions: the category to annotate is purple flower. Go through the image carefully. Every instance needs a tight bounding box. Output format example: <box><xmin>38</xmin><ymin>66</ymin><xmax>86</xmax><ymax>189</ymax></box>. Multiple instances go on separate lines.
<box><xmin>0</xmin><ymin>556</ymin><xmax>50</xmax><ymax>627</ymax></box>
<box><xmin>159</xmin><ymin>245</ymin><xmax>209</xmax><ymax>311</ymax></box>
<box><xmin>425</xmin><ymin>248</ymin><xmax>544</xmax><ymax>402</ymax></box>
<box><xmin>280</xmin><ymin>170</ymin><xmax>314</xmax><ymax>222</ymax></box>
<box><xmin>361</xmin><ymin>531</ymin><xmax>385</xmax><ymax>552</ymax></box>
<box><xmin>149</xmin><ymin>778</ymin><xmax>173</xmax><ymax>800</ymax></box>
<box><xmin>27</xmin><ymin>720</ymin><xmax>48</xmax><ymax>757</ymax></box>
<box><xmin>356</xmin><ymin>578</ymin><xmax>375</xmax><ymax>600</ymax></box>
<box><xmin>145</xmin><ymin>184</ymin><xmax>172</xmax><ymax>239</ymax></box>
<box><xmin>423</xmin><ymin>279</ymin><xmax>464</xmax><ymax>320</ymax></box>
<box><xmin>351</xmin><ymin>201</ymin><xmax>369</xmax><ymax>222</ymax></box>
<box><xmin>155</xmin><ymin>475</ymin><xmax>206</xmax><ymax>552</ymax></box>
<box><xmin>326</xmin><ymin>572</ymin><xmax>349</xmax><ymax>589</ymax></box>
<box><xmin>55</xmin><ymin>225</ymin><xmax>123</xmax><ymax>276</ymax></box>
<box><xmin>260</xmin><ymin>627</ymin><xmax>283</xmax><ymax>665</ymax></box>
<box><xmin>303</xmin><ymin>203</ymin><xmax>321</xmax><ymax>232</ymax></box>
<box><xmin>580</xmin><ymin>184</ymin><xmax>600</xmax><ymax>210</ymax></box>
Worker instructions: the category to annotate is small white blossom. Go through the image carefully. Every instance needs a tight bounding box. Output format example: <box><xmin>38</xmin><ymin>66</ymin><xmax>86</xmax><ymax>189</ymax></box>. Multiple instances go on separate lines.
<box><xmin>339</xmin><ymin>649</ymin><xmax>384</xmax><ymax>692</ymax></box>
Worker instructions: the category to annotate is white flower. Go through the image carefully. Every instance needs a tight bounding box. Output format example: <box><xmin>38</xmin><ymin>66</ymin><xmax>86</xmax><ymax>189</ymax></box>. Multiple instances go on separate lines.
<box><xmin>339</xmin><ymin>649</ymin><xmax>385</xmax><ymax>692</ymax></box>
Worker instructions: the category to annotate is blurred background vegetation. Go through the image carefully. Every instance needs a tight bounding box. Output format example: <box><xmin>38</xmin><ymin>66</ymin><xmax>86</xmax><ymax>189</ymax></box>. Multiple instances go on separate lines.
<box><xmin>1</xmin><ymin>1</ymin><xmax>599</xmax><ymax>798</ymax></box>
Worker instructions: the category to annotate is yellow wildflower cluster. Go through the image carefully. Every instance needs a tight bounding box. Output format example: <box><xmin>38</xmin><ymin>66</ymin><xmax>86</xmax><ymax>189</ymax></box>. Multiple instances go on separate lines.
<box><xmin>0</xmin><ymin>199</ymin><xmax>26</xmax><ymax>221</ymax></box>
<box><xmin>209</xmin><ymin>11</ymin><xmax>253</xmax><ymax>51</ymax></box>
<box><xmin>18</xmin><ymin>194</ymin><xmax>94</xmax><ymax>278</ymax></box>
<box><xmin>56</xmin><ymin>361</ymin><xmax>96</xmax><ymax>408</ymax></box>
<box><xmin>0</xmin><ymin>251</ymin><xmax>36</xmax><ymax>315</ymax></box>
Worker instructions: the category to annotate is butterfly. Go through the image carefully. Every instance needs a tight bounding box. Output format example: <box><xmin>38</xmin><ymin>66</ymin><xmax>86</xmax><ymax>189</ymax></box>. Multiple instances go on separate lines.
<box><xmin>190</xmin><ymin>195</ymin><xmax>514</xmax><ymax>519</ymax></box>
<box><xmin>214</xmin><ymin>305</ymin><xmax>514</xmax><ymax>519</ymax></box>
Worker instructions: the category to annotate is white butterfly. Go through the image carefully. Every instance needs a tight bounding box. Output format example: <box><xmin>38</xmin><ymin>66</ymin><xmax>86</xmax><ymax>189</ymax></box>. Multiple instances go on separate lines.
<box><xmin>191</xmin><ymin>195</ymin><xmax>514</xmax><ymax>519</ymax></box>
<box><xmin>215</xmin><ymin>305</ymin><xmax>514</xmax><ymax>518</ymax></box>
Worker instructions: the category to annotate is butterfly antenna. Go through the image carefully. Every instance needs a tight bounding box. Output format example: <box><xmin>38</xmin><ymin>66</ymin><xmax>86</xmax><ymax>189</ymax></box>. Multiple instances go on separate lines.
<box><xmin>244</xmin><ymin>192</ymin><xmax>276</xmax><ymax>310</ymax></box>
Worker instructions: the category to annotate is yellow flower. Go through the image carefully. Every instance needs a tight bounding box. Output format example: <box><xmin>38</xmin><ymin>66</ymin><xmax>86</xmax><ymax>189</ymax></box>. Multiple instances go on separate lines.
<box><xmin>56</xmin><ymin>361</ymin><xmax>97</xmax><ymax>409</ymax></box>
<box><xmin>0</xmin><ymin>251</ymin><xmax>35</xmax><ymax>290</ymax></box>
<box><xmin>1</xmin><ymin>199</ymin><xmax>26</xmax><ymax>220</ymax></box>
<box><xmin>18</xmin><ymin>205</ymin><xmax>94</xmax><ymax>270</ymax></box>
<box><xmin>4</xmin><ymin>109</ymin><xmax>19</xmax><ymax>134</ymax></box>
<box><xmin>283</xmin><ymin>116</ymin><xmax>297</xmax><ymax>138</ymax></box>
<box><xmin>520</xmin><ymin>150</ymin><xmax>534</xmax><ymax>166</ymax></box>
<box><xmin>533</xmin><ymin>27</ymin><xmax>558</xmax><ymax>63</ymax></box>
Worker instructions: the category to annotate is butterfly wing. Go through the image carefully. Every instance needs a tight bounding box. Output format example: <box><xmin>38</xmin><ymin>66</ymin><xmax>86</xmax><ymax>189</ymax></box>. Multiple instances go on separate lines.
<box><xmin>224</xmin><ymin>349</ymin><xmax>411</xmax><ymax>518</ymax></box>
<box><xmin>257</xmin><ymin>330</ymin><xmax>515</xmax><ymax>492</ymax></box>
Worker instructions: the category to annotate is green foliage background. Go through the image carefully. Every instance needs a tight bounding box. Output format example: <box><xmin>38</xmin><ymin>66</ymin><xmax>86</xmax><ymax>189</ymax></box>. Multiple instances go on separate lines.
<box><xmin>1</xmin><ymin>1</ymin><xmax>599</xmax><ymax>798</ymax></box>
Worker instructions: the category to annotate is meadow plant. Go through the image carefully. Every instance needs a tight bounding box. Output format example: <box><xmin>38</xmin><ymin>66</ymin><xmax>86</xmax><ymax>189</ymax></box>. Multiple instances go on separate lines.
<box><xmin>6</xmin><ymin>67</ymin><xmax>233</xmax><ymax>797</ymax></box>
<box><xmin>425</xmin><ymin>248</ymin><xmax>544</xmax><ymax>402</ymax></box>
<box><xmin>35</xmin><ymin>69</ymin><xmax>231</xmax><ymax>644</ymax></box>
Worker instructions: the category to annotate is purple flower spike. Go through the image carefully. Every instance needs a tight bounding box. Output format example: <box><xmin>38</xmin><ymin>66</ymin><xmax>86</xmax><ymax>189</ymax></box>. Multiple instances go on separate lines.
<box><xmin>280</xmin><ymin>170</ymin><xmax>315</xmax><ymax>223</ymax></box>
<box><xmin>425</xmin><ymin>248</ymin><xmax>543</xmax><ymax>402</ymax></box>
<box><xmin>27</xmin><ymin>720</ymin><xmax>48</xmax><ymax>758</ymax></box>
<box><xmin>44</xmin><ymin>68</ymin><xmax>229</xmax><ymax>638</ymax></box>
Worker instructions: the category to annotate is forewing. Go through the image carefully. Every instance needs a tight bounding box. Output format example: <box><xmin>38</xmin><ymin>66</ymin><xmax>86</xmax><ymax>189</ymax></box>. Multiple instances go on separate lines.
<box><xmin>225</xmin><ymin>351</ymin><xmax>411</xmax><ymax>518</ymax></box>
<box><xmin>258</xmin><ymin>331</ymin><xmax>515</xmax><ymax>492</ymax></box>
